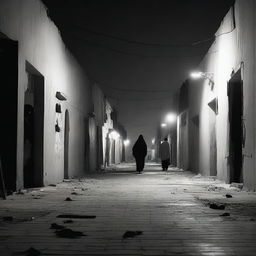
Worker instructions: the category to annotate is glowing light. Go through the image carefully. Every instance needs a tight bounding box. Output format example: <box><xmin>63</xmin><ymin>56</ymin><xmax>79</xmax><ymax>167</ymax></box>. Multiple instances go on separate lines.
<box><xmin>190</xmin><ymin>71</ymin><xmax>203</xmax><ymax>79</ymax></box>
<box><xmin>166</xmin><ymin>113</ymin><xmax>177</xmax><ymax>123</ymax></box>
<box><xmin>152</xmin><ymin>138</ymin><xmax>155</xmax><ymax>145</ymax></box>
<box><xmin>124</xmin><ymin>139</ymin><xmax>130</xmax><ymax>146</ymax></box>
<box><xmin>110</xmin><ymin>130</ymin><xmax>120</xmax><ymax>140</ymax></box>
<box><xmin>161</xmin><ymin>123</ymin><xmax>167</xmax><ymax>127</ymax></box>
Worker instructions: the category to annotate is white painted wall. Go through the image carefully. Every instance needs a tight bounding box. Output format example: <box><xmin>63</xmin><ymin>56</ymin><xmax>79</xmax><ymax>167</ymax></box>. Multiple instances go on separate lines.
<box><xmin>0</xmin><ymin>0</ymin><xmax>91</xmax><ymax>188</ymax></box>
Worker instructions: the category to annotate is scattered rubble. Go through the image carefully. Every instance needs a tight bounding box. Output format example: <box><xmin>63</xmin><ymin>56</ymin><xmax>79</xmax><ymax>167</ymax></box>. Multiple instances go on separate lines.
<box><xmin>220</xmin><ymin>212</ymin><xmax>230</xmax><ymax>217</ymax></box>
<box><xmin>209</xmin><ymin>203</ymin><xmax>225</xmax><ymax>210</ymax></box>
<box><xmin>49</xmin><ymin>184</ymin><xmax>56</xmax><ymax>187</ymax></box>
<box><xmin>225</xmin><ymin>194</ymin><xmax>233</xmax><ymax>198</ymax></box>
<box><xmin>230</xmin><ymin>183</ymin><xmax>243</xmax><ymax>190</ymax></box>
<box><xmin>55</xmin><ymin>228</ymin><xmax>86</xmax><ymax>238</ymax></box>
<box><xmin>64</xmin><ymin>197</ymin><xmax>73</xmax><ymax>201</ymax></box>
<box><xmin>3</xmin><ymin>216</ymin><xmax>13</xmax><ymax>221</ymax></box>
<box><xmin>50</xmin><ymin>223</ymin><xmax>65</xmax><ymax>230</ymax></box>
<box><xmin>122</xmin><ymin>231</ymin><xmax>143</xmax><ymax>239</ymax></box>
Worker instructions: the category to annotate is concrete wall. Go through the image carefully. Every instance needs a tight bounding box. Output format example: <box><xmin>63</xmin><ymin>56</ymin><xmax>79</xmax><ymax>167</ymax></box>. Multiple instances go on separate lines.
<box><xmin>0</xmin><ymin>0</ymin><xmax>91</xmax><ymax>188</ymax></box>
<box><xmin>188</xmin><ymin>0</ymin><xmax>256</xmax><ymax>190</ymax></box>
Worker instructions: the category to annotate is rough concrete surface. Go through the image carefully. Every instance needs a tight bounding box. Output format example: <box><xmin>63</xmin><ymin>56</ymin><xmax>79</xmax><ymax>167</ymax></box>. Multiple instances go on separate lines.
<box><xmin>1</xmin><ymin>163</ymin><xmax>256</xmax><ymax>256</ymax></box>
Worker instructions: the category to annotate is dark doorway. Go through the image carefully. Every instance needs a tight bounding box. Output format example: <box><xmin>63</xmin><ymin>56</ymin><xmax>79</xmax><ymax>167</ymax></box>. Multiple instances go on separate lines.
<box><xmin>227</xmin><ymin>70</ymin><xmax>243</xmax><ymax>183</ymax></box>
<box><xmin>24</xmin><ymin>62</ymin><xmax>44</xmax><ymax>188</ymax></box>
<box><xmin>209</xmin><ymin>107</ymin><xmax>217</xmax><ymax>176</ymax></box>
<box><xmin>64</xmin><ymin>110</ymin><xmax>70</xmax><ymax>179</ymax></box>
<box><xmin>0</xmin><ymin>36</ymin><xmax>18</xmax><ymax>191</ymax></box>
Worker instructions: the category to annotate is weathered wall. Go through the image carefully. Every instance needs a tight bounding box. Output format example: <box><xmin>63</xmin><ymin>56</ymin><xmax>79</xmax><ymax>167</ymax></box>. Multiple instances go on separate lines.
<box><xmin>0</xmin><ymin>0</ymin><xmax>91</xmax><ymax>188</ymax></box>
<box><xmin>190</xmin><ymin>0</ymin><xmax>256</xmax><ymax>189</ymax></box>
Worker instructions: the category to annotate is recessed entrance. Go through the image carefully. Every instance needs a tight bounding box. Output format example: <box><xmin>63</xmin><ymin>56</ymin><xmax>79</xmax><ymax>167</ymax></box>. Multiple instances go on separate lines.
<box><xmin>227</xmin><ymin>69</ymin><xmax>243</xmax><ymax>183</ymax></box>
<box><xmin>24</xmin><ymin>62</ymin><xmax>44</xmax><ymax>188</ymax></box>
<box><xmin>64</xmin><ymin>110</ymin><xmax>70</xmax><ymax>179</ymax></box>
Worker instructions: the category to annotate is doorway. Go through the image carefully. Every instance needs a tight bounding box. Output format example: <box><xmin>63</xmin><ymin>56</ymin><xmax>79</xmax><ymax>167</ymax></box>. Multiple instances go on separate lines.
<box><xmin>0</xmin><ymin>36</ymin><xmax>18</xmax><ymax>191</ymax></box>
<box><xmin>64</xmin><ymin>110</ymin><xmax>70</xmax><ymax>179</ymax></box>
<box><xmin>24</xmin><ymin>62</ymin><xmax>44</xmax><ymax>188</ymax></box>
<box><xmin>227</xmin><ymin>69</ymin><xmax>243</xmax><ymax>183</ymax></box>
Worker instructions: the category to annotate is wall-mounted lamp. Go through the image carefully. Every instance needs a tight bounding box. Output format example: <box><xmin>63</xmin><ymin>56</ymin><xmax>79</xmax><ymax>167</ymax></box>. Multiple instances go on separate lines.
<box><xmin>56</xmin><ymin>91</ymin><xmax>67</xmax><ymax>101</ymax></box>
<box><xmin>190</xmin><ymin>71</ymin><xmax>214</xmax><ymax>90</ymax></box>
<box><xmin>166</xmin><ymin>113</ymin><xmax>177</xmax><ymax>123</ymax></box>
<box><xmin>124</xmin><ymin>139</ymin><xmax>130</xmax><ymax>146</ymax></box>
<box><xmin>161</xmin><ymin>123</ymin><xmax>167</xmax><ymax>127</ymax></box>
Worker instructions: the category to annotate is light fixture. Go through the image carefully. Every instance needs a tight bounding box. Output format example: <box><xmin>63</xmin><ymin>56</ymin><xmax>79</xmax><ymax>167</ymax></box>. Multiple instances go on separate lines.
<box><xmin>109</xmin><ymin>130</ymin><xmax>120</xmax><ymax>140</ymax></box>
<box><xmin>161</xmin><ymin>123</ymin><xmax>167</xmax><ymax>127</ymax></box>
<box><xmin>152</xmin><ymin>138</ymin><xmax>155</xmax><ymax>145</ymax></box>
<box><xmin>124</xmin><ymin>139</ymin><xmax>130</xmax><ymax>146</ymax></box>
<box><xmin>166</xmin><ymin>113</ymin><xmax>177</xmax><ymax>123</ymax></box>
<box><xmin>190</xmin><ymin>71</ymin><xmax>214</xmax><ymax>90</ymax></box>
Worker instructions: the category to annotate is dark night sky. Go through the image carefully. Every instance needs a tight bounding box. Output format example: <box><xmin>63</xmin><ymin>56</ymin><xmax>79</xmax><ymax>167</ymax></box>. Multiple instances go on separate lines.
<box><xmin>43</xmin><ymin>0</ymin><xmax>234</xmax><ymax>148</ymax></box>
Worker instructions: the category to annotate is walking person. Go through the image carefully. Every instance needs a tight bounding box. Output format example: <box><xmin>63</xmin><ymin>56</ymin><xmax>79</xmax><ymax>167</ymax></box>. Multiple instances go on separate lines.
<box><xmin>132</xmin><ymin>135</ymin><xmax>147</xmax><ymax>174</ymax></box>
<box><xmin>160</xmin><ymin>138</ymin><xmax>171</xmax><ymax>171</ymax></box>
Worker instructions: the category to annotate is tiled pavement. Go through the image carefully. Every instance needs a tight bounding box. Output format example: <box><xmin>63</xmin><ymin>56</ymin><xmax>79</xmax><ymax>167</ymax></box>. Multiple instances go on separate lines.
<box><xmin>1</xmin><ymin>163</ymin><xmax>256</xmax><ymax>256</ymax></box>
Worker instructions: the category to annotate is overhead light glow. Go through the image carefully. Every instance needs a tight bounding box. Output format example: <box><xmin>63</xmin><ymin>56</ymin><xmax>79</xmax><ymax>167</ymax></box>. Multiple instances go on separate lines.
<box><xmin>190</xmin><ymin>71</ymin><xmax>202</xmax><ymax>79</ymax></box>
<box><xmin>152</xmin><ymin>138</ymin><xmax>155</xmax><ymax>145</ymax></box>
<box><xmin>124</xmin><ymin>139</ymin><xmax>130</xmax><ymax>146</ymax></box>
<box><xmin>161</xmin><ymin>123</ymin><xmax>167</xmax><ymax>127</ymax></box>
<box><xmin>166</xmin><ymin>113</ymin><xmax>177</xmax><ymax>123</ymax></box>
<box><xmin>110</xmin><ymin>130</ymin><xmax>120</xmax><ymax>140</ymax></box>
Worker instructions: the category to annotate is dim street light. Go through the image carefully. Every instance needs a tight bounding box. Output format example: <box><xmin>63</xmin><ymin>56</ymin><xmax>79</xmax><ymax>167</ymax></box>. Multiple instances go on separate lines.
<box><xmin>190</xmin><ymin>71</ymin><xmax>214</xmax><ymax>89</ymax></box>
<box><xmin>161</xmin><ymin>123</ymin><xmax>167</xmax><ymax>127</ymax></box>
<box><xmin>110</xmin><ymin>130</ymin><xmax>120</xmax><ymax>140</ymax></box>
<box><xmin>152</xmin><ymin>138</ymin><xmax>155</xmax><ymax>145</ymax></box>
<box><xmin>166</xmin><ymin>113</ymin><xmax>177</xmax><ymax>123</ymax></box>
<box><xmin>124</xmin><ymin>139</ymin><xmax>130</xmax><ymax>146</ymax></box>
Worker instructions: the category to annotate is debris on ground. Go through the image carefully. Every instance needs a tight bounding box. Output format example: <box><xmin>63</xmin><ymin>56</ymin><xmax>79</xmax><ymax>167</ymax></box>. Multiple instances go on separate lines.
<box><xmin>55</xmin><ymin>228</ymin><xmax>86</xmax><ymax>238</ymax></box>
<box><xmin>57</xmin><ymin>214</ymin><xmax>96</xmax><ymax>219</ymax></box>
<box><xmin>81</xmin><ymin>188</ymin><xmax>88</xmax><ymax>191</ymax></box>
<box><xmin>3</xmin><ymin>216</ymin><xmax>13</xmax><ymax>221</ymax></box>
<box><xmin>63</xmin><ymin>220</ymin><xmax>74</xmax><ymax>224</ymax></box>
<box><xmin>64</xmin><ymin>197</ymin><xmax>73</xmax><ymax>201</ymax></box>
<box><xmin>50</xmin><ymin>223</ymin><xmax>65</xmax><ymax>230</ymax></box>
<box><xmin>63</xmin><ymin>179</ymin><xmax>71</xmax><ymax>182</ymax></box>
<box><xmin>209</xmin><ymin>203</ymin><xmax>225</xmax><ymax>210</ymax></box>
<box><xmin>220</xmin><ymin>212</ymin><xmax>230</xmax><ymax>217</ymax></box>
<box><xmin>49</xmin><ymin>184</ymin><xmax>57</xmax><ymax>187</ymax></box>
<box><xmin>122</xmin><ymin>231</ymin><xmax>143</xmax><ymax>239</ymax></box>
<box><xmin>230</xmin><ymin>183</ymin><xmax>243</xmax><ymax>190</ymax></box>
<box><xmin>193</xmin><ymin>174</ymin><xmax>201</xmax><ymax>178</ymax></box>
<box><xmin>225</xmin><ymin>194</ymin><xmax>233</xmax><ymax>198</ymax></box>
<box><xmin>207</xmin><ymin>185</ymin><xmax>218</xmax><ymax>191</ymax></box>
<box><xmin>71</xmin><ymin>192</ymin><xmax>81</xmax><ymax>195</ymax></box>
<box><xmin>16</xmin><ymin>189</ymin><xmax>26</xmax><ymax>195</ymax></box>
<box><xmin>20</xmin><ymin>247</ymin><xmax>41</xmax><ymax>256</ymax></box>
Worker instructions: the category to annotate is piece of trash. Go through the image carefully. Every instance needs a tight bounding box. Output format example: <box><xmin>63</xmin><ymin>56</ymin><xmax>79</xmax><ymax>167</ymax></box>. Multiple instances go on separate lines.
<box><xmin>3</xmin><ymin>216</ymin><xmax>13</xmax><ymax>221</ymax></box>
<box><xmin>57</xmin><ymin>214</ymin><xmax>96</xmax><ymax>219</ymax></box>
<box><xmin>63</xmin><ymin>220</ymin><xmax>74</xmax><ymax>224</ymax></box>
<box><xmin>220</xmin><ymin>212</ymin><xmax>230</xmax><ymax>217</ymax></box>
<box><xmin>209</xmin><ymin>203</ymin><xmax>225</xmax><ymax>210</ymax></box>
<box><xmin>193</xmin><ymin>174</ymin><xmax>201</xmax><ymax>178</ymax></box>
<box><xmin>50</xmin><ymin>223</ymin><xmax>65</xmax><ymax>230</ymax></box>
<box><xmin>22</xmin><ymin>247</ymin><xmax>41</xmax><ymax>256</ymax></box>
<box><xmin>81</xmin><ymin>188</ymin><xmax>88</xmax><ymax>191</ymax></box>
<box><xmin>225</xmin><ymin>194</ymin><xmax>233</xmax><ymax>198</ymax></box>
<box><xmin>55</xmin><ymin>228</ymin><xmax>86</xmax><ymax>238</ymax></box>
<box><xmin>49</xmin><ymin>184</ymin><xmax>56</xmax><ymax>187</ymax></box>
<box><xmin>122</xmin><ymin>231</ymin><xmax>143</xmax><ymax>239</ymax></box>
<box><xmin>230</xmin><ymin>183</ymin><xmax>243</xmax><ymax>189</ymax></box>
<box><xmin>16</xmin><ymin>189</ymin><xmax>26</xmax><ymax>195</ymax></box>
<box><xmin>65</xmin><ymin>197</ymin><xmax>73</xmax><ymax>201</ymax></box>
<box><xmin>63</xmin><ymin>179</ymin><xmax>71</xmax><ymax>182</ymax></box>
<box><xmin>33</xmin><ymin>196</ymin><xmax>42</xmax><ymax>200</ymax></box>
<box><xmin>71</xmin><ymin>192</ymin><xmax>79</xmax><ymax>195</ymax></box>
<box><xmin>39</xmin><ymin>189</ymin><xmax>44</xmax><ymax>192</ymax></box>
<box><xmin>207</xmin><ymin>185</ymin><xmax>217</xmax><ymax>191</ymax></box>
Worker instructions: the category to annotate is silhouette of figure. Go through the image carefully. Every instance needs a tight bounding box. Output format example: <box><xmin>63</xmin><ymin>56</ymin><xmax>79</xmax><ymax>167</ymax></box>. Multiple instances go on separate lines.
<box><xmin>132</xmin><ymin>135</ymin><xmax>147</xmax><ymax>173</ymax></box>
<box><xmin>160</xmin><ymin>138</ymin><xmax>171</xmax><ymax>171</ymax></box>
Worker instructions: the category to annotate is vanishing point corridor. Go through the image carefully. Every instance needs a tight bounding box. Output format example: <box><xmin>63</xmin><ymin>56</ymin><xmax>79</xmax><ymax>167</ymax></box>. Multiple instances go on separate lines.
<box><xmin>1</xmin><ymin>163</ymin><xmax>256</xmax><ymax>256</ymax></box>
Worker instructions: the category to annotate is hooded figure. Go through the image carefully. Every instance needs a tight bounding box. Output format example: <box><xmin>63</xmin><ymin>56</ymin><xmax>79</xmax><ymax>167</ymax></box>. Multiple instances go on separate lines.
<box><xmin>159</xmin><ymin>138</ymin><xmax>171</xmax><ymax>171</ymax></box>
<box><xmin>132</xmin><ymin>135</ymin><xmax>147</xmax><ymax>173</ymax></box>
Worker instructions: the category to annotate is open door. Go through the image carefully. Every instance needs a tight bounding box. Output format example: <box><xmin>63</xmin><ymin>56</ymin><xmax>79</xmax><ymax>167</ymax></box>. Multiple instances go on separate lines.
<box><xmin>227</xmin><ymin>70</ymin><xmax>243</xmax><ymax>183</ymax></box>
<box><xmin>0</xmin><ymin>36</ymin><xmax>18</xmax><ymax>191</ymax></box>
<box><xmin>24</xmin><ymin>62</ymin><xmax>44</xmax><ymax>188</ymax></box>
<box><xmin>64</xmin><ymin>110</ymin><xmax>70</xmax><ymax>179</ymax></box>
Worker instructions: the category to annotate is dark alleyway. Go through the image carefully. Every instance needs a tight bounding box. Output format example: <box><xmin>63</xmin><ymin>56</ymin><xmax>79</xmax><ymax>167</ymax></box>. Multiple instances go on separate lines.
<box><xmin>1</xmin><ymin>163</ymin><xmax>256</xmax><ymax>256</ymax></box>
